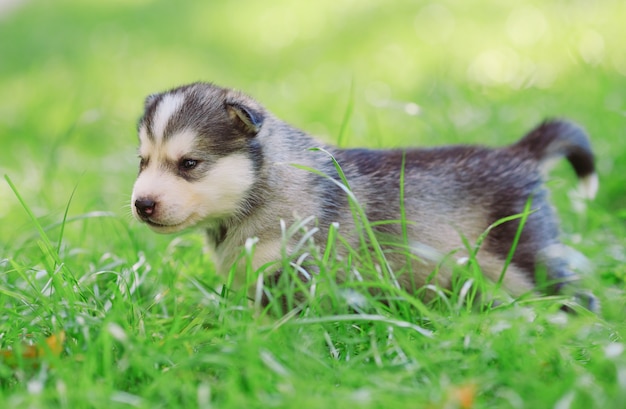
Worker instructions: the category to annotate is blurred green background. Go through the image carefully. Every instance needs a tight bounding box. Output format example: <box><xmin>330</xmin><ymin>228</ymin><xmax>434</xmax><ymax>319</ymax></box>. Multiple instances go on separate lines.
<box><xmin>1</xmin><ymin>0</ymin><xmax>625</xmax><ymax>253</ymax></box>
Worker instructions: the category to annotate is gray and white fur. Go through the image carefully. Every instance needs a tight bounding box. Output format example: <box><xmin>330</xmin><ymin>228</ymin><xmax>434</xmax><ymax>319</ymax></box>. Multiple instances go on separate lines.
<box><xmin>131</xmin><ymin>82</ymin><xmax>598</xmax><ymax>309</ymax></box>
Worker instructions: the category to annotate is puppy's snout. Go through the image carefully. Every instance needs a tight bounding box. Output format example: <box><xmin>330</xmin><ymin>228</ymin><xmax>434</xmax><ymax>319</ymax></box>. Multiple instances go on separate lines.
<box><xmin>135</xmin><ymin>198</ymin><xmax>157</xmax><ymax>218</ymax></box>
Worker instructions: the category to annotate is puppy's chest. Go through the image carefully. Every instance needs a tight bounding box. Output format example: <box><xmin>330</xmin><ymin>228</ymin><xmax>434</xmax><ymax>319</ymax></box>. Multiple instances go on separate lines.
<box><xmin>204</xmin><ymin>220</ymin><xmax>280</xmax><ymax>277</ymax></box>
<box><xmin>205</xmin><ymin>224</ymin><xmax>238</xmax><ymax>273</ymax></box>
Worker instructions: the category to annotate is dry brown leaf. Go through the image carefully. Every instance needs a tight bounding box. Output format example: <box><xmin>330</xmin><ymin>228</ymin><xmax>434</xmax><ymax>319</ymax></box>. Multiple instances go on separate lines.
<box><xmin>0</xmin><ymin>331</ymin><xmax>66</xmax><ymax>368</ymax></box>
<box><xmin>450</xmin><ymin>383</ymin><xmax>477</xmax><ymax>409</ymax></box>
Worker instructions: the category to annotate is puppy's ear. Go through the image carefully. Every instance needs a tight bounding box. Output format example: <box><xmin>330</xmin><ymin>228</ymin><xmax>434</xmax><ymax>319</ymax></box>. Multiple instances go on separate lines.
<box><xmin>226</xmin><ymin>101</ymin><xmax>264</xmax><ymax>137</ymax></box>
<box><xmin>144</xmin><ymin>93</ymin><xmax>160</xmax><ymax>109</ymax></box>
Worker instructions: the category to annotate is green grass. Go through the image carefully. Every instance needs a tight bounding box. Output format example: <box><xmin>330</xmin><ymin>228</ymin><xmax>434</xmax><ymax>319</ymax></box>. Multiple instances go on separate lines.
<box><xmin>1</xmin><ymin>0</ymin><xmax>626</xmax><ymax>407</ymax></box>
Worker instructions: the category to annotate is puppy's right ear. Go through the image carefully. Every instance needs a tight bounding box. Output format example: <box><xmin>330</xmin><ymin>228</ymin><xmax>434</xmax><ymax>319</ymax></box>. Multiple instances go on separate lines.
<box><xmin>226</xmin><ymin>101</ymin><xmax>264</xmax><ymax>137</ymax></box>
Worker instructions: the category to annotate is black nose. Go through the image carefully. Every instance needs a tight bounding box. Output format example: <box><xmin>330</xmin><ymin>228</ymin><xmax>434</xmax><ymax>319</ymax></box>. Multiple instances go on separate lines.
<box><xmin>135</xmin><ymin>198</ymin><xmax>156</xmax><ymax>218</ymax></box>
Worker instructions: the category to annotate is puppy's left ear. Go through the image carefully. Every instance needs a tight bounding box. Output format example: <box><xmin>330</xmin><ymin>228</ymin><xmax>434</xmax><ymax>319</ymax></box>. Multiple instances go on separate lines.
<box><xmin>226</xmin><ymin>102</ymin><xmax>264</xmax><ymax>137</ymax></box>
<box><xmin>144</xmin><ymin>93</ymin><xmax>161</xmax><ymax>109</ymax></box>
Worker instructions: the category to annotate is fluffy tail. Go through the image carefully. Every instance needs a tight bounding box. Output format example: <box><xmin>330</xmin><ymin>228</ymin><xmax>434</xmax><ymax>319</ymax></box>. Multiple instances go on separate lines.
<box><xmin>514</xmin><ymin>119</ymin><xmax>598</xmax><ymax>199</ymax></box>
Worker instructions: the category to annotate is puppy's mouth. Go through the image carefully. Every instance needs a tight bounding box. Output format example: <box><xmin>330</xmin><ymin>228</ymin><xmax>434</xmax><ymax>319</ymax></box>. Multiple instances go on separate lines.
<box><xmin>141</xmin><ymin>217</ymin><xmax>191</xmax><ymax>234</ymax></box>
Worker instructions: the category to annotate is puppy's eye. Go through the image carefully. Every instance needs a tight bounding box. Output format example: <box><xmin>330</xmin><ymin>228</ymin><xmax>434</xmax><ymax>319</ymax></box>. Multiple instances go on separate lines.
<box><xmin>180</xmin><ymin>159</ymin><xmax>198</xmax><ymax>170</ymax></box>
<box><xmin>139</xmin><ymin>157</ymin><xmax>148</xmax><ymax>170</ymax></box>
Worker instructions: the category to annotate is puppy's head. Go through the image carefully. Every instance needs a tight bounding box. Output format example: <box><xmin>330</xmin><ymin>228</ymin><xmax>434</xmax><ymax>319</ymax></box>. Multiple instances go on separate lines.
<box><xmin>131</xmin><ymin>82</ymin><xmax>265</xmax><ymax>233</ymax></box>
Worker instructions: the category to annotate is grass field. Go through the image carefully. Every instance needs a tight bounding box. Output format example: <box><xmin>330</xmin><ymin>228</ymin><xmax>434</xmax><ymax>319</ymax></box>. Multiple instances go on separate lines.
<box><xmin>1</xmin><ymin>0</ymin><xmax>625</xmax><ymax>407</ymax></box>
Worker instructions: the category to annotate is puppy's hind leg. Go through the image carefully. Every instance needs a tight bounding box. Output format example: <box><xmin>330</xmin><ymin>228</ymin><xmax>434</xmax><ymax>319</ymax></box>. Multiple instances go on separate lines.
<box><xmin>538</xmin><ymin>244</ymin><xmax>600</xmax><ymax>313</ymax></box>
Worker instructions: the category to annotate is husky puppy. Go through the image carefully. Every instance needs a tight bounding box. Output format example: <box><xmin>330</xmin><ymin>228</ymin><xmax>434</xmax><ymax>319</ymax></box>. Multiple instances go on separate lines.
<box><xmin>131</xmin><ymin>82</ymin><xmax>598</xmax><ymax>309</ymax></box>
